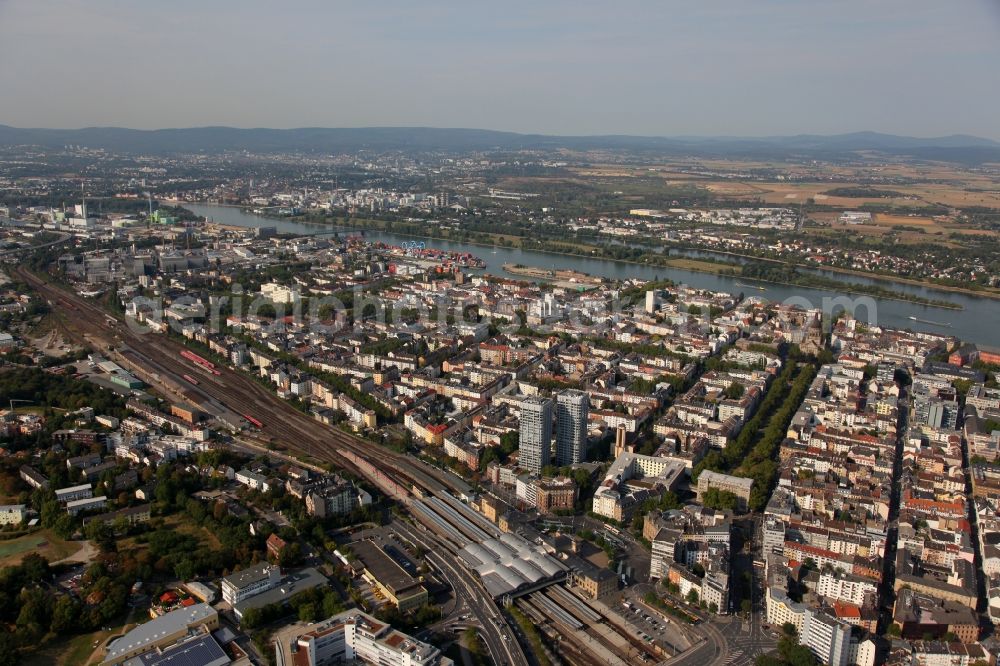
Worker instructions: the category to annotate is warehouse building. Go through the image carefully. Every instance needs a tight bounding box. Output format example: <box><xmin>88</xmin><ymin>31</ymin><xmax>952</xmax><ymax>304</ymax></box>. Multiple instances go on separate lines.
<box><xmin>352</xmin><ymin>539</ymin><xmax>428</xmax><ymax>613</ymax></box>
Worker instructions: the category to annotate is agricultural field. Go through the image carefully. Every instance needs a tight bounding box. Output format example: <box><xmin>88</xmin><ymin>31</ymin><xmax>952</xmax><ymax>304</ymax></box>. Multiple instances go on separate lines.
<box><xmin>807</xmin><ymin>210</ymin><xmax>1000</xmax><ymax>246</ymax></box>
<box><xmin>563</xmin><ymin>157</ymin><xmax>1000</xmax><ymax>213</ymax></box>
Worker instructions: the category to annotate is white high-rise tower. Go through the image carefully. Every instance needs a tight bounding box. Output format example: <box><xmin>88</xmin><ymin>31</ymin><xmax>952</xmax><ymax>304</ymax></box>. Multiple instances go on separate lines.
<box><xmin>556</xmin><ymin>389</ymin><xmax>589</xmax><ymax>466</ymax></box>
<box><xmin>519</xmin><ymin>396</ymin><xmax>553</xmax><ymax>474</ymax></box>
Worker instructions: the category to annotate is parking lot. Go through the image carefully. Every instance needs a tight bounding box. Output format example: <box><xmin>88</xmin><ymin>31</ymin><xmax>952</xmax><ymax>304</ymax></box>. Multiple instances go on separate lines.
<box><xmin>618</xmin><ymin>599</ymin><xmax>684</xmax><ymax>652</ymax></box>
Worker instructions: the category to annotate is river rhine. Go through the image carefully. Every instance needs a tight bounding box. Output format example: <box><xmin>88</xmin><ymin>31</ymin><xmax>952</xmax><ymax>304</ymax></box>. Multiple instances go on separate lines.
<box><xmin>184</xmin><ymin>203</ymin><xmax>999</xmax><ymax>346</ymax></box>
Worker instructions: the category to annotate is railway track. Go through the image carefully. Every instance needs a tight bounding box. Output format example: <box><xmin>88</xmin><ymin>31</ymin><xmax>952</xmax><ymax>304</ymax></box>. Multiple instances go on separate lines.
<box><xmin>16</xmin><ymin>267</ymin><xmax>454</xmax><ymax>497</ymax></box>
<box><xmin>16</xmin><ymin>266</ymin><xmax>534</xmax><ymax>666</ymax></box>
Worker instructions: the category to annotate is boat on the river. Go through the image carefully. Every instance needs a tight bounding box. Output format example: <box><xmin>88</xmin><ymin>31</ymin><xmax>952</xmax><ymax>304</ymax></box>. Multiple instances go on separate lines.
<box><xmin>908</xmin><ymin>316</ymin><xmax>951</xmax><ymax>328</ymax></box>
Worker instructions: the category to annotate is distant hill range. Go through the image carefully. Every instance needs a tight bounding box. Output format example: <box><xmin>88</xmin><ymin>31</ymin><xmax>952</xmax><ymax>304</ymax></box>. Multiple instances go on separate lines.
<box><xmin>1</xmin><ymin>125</ymin><xmax>998</xmax><ymax>162</ymax></box>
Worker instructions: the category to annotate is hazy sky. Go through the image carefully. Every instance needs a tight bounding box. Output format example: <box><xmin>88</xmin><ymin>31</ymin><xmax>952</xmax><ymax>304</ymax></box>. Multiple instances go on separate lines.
<box><xmin>1</xmin><ymin>0</ymin><xmax>999</xmax><ymax>138</ymax></box>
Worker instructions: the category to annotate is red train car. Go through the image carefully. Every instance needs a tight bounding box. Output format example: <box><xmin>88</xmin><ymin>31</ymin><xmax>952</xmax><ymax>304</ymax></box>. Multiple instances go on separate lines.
<box><xmin>180</xmin><ymin>349</ymin><xmax>214</xmax><ymax>368</ymax></box>
<box><xmin>243</xmin><ymin>414</ymin><xmax>263</xmax><ymax>428</ymax></box>
<box><xmin>182</xmin><ymin>374</ymin><xmax>199</xmax><ymax>385</ymax></box>
<box><xmin>180</xmin><ymin>349</ymin><xmax>221</xmax><ymax>375</ymax></box>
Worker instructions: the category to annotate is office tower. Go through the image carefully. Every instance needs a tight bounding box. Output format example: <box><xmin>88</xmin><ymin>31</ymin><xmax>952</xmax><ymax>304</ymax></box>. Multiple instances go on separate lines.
<box><xmin>556</xmin><ymin>389</ymin><xmax>589</xmax><ymax>466</ymax></box>
<box><xmin>519</xmin><ymin>396</ymin><xmax>553</xmax><ymax>473</ymax></box>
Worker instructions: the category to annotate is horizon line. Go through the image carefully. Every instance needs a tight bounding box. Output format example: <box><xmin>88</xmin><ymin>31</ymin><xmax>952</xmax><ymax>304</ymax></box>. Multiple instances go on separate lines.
<box><xmin>1</xmin><ymin>123</ymin><xmax>998</xmax><ymax>143</ymax></box>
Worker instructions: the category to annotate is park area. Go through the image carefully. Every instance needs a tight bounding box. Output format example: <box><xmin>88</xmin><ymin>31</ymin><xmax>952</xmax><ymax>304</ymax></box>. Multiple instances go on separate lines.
<box><xmin>0</xmin><ymin>529</ymin><xmax>83</xmax><ymax>568</ymax></box>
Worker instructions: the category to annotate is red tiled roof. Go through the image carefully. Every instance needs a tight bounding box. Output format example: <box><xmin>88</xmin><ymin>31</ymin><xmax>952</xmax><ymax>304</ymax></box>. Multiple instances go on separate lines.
<box><xmin>833</xmin><ymin>601</ymin><xmax>861</xmax><ymax>619</ymax></box>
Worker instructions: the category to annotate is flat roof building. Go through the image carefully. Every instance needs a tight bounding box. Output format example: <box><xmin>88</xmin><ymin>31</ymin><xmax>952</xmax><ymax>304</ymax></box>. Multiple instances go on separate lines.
<box><xmin>101</xmin><ymin>603</ymin><xmax>219</xmax><ymax>666</ymax></box>
<box><xmin>274</xmin><ymin>609</ymin><xmax>452</xmax><ymax>666</ymax></box>
<box><xmin>221</xmin><ymin>562</ymin><xmax>281</xmax><ymax>606</ymax></box>
<box><xmin>55</xmin><ymin>483</ymin><xmax>93</xmax><ymax>503</ymax></box>
<box><xmin>352</xmin><ymin>540</ymin><xmax>428</xmax><ymax>613</ymax></box>
<box><xmin>66</xmin><ymin>495</ymin><xmax>107</xmax><ymax>516</ymax></box>
<box><xmin>592</xmin><ymin>452</ymin><xmax>687</xmax><ymax>522</ymax></box>
<box><xmin>802</xmin><ymin>608</ymin><xmax>852</xmax><ymax>666</ymax></box>
<box><xmin>128</xmin><ymin>633</ymin><xmax>229</xmax><ymax>666</ymax></box>
<box><xmin>696</xmin><ymin>470</ymin><xmax>754</xmax><ymax>511</ymax></box>
<box><xmin>232</xmin><ymin>567</ymin><xmax>328</xmax><ymax>621</ymax></box>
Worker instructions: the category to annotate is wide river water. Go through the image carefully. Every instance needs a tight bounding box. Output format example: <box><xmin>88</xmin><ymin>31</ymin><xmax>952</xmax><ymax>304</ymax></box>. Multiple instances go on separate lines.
<box><xmin>184</xmin><ymin>203</ymin><xmax>1000</xmax><ymax>346</ymax></box>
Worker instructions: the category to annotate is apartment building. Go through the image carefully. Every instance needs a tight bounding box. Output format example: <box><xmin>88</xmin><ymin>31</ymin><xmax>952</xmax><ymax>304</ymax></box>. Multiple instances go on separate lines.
<box><xmin>695</xmin><ymin>470</ymin><xmax>753</xmax><ymax>511</ymax></box>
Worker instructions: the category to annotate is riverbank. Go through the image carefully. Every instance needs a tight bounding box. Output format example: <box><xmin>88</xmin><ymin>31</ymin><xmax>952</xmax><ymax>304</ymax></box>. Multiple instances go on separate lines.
<box><xmin>174</xmin><ymin>200</ymin><xmax>1000</xmax><ymax>301</ymax></box>
<box><xmin>183</xmin><ymin>204</ymin><xmax>968</xmax><ymax>309</ymax></box>
<box><xmin>668</xmin><ymin>245</ymin><xmax>1000</xmax><ymax>302</ymax></box>
<box><xmin>182</xmin><ymin>202</ymin><xmax>1000</xmax><ymax>344</ymax></box>
<box><xmin>732</xmin><ymin>262</ymin><xmax>962</xmax><ymax>310</ymax></box>
<box><xmin>502</xmin><ymin>263</ymin><xmax>605</xmax><ymax>284</ymax></box>
<box><xmin>164</xmin><ymin>199</ymin><xmax>242</xmax><ymax>208</ymax></box>
<box><xmin>729</xmin><ymin>274</ymin><xmax>962</xmax><ymax>310</ymax></box>
<box><xmin>287</xmin><ymin>214</ymin><xmax>962</xmax><ymax>308</ymax></box>
<box><xmin>242</xmin><ymin>211</ymin><xmax>752</xmax><ymax>280</ymax></box>
<box><xmin>284</xmin><ymin>211</ymin><xmax>987</xmax><ymax>304</ymax></box>
<box><xmin>810</xmin><ymin>263</ymin><xmax>1000</xmax><ymax>301</ymax></box>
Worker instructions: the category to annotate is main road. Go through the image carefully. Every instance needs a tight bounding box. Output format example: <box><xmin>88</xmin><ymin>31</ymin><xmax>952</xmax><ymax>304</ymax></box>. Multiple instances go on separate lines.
<box><xmin>0</xmin><ymin>231</ymin><xmax>72</xmax><ymax>257</ymax></box>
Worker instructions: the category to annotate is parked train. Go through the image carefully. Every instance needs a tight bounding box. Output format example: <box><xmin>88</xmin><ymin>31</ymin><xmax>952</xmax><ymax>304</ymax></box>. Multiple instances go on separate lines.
<box><xmin>180</xmin><ymin>349</ymin><xmax>221</xmax><ymax>375</ymax></box>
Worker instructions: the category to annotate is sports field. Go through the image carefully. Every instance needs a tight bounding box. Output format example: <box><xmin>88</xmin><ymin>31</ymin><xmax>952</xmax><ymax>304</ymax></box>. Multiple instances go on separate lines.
<box><xmin>0</xmin><ymin>529</ymin><xmax>81</xmax><ymax>567</ymax></box>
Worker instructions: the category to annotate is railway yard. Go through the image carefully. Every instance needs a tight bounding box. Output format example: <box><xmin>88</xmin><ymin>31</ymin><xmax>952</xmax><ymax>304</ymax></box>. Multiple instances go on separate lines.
<box><xmin>12</xmin><ymin>264</ymin><xmax>735</xmax><ymax>666</ymax></box>
<box><xmin>15</xmin><ymin>266</ymin><xmax>453</xmax><ymax>499</ymax></box>
<box><xmin>12</xmin><ymin>265</ymin><xmax>542</xmax><ymax>664</ymax></box>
